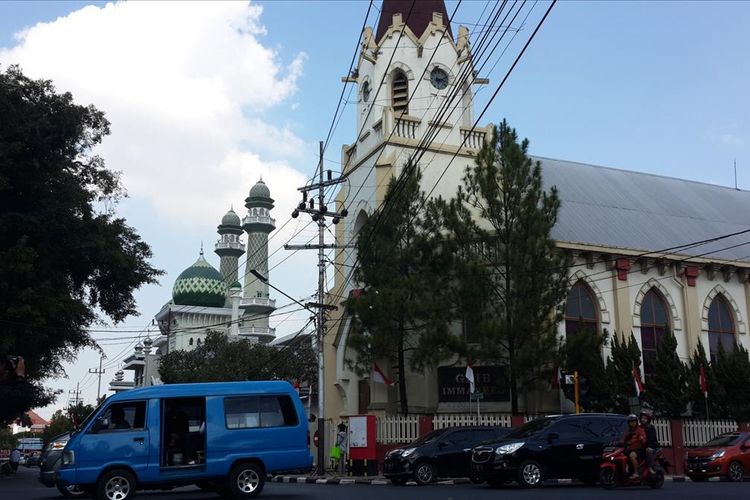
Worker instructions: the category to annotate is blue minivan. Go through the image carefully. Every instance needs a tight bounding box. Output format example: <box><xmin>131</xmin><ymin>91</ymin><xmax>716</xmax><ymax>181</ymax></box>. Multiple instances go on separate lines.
<box><xmin>55</xmin><ymin>381</ymin><xmax>312</xmax><ymax>499</ymax></box>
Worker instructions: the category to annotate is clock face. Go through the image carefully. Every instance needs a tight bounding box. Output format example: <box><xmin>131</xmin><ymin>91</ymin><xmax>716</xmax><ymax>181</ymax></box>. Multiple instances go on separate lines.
<box><xmin>362</xmin><ymin>81</ymin><xmax>371</xmax><ymax>102</ymax></box>
<box><xmin>430</xmin><ymin>68</ymin><xmax>449</xmax><ymax>90</ymax></box>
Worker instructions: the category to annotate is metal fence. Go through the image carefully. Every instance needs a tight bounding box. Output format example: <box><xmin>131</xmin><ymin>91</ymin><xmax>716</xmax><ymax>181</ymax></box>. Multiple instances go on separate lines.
<box><xmin>376</xmin><ymin>415</ymin><xmax>420</xmax><ymax>445</ymax></box>
<box><xmin>433</xmin><ymin>413</ymin><xmax>513</xmax><ymax>429</ymax></box>
<box><xmin>652</xmin><ymin>418</ymin><xmax>672</xmax><ymax>446</ymax></box>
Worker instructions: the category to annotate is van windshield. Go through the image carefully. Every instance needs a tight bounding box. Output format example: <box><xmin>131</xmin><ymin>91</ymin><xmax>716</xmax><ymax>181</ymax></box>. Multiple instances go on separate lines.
<box><xmin>506</xmin><ymin>418</ymin><xmax>557</xmax><ymax>439</ymax></box>
<box><xmin>73</xmin><ymin>400</ymin><xmax>105</xmax><ymax>435</ymax></box>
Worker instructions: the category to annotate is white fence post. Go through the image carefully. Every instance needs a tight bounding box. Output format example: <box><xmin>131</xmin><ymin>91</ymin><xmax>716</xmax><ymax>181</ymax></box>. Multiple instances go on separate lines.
<box><xmin>682</xmin><ymin>419</ymin><xmax>738</xmax><ymax>447</ymax></box>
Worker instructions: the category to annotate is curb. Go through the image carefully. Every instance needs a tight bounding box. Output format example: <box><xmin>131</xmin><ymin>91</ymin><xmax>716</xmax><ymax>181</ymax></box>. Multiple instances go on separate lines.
<box><xmin>269</xmin><ymin>475</ymin><xmax>704</xmax><ymax>486</ymax></box>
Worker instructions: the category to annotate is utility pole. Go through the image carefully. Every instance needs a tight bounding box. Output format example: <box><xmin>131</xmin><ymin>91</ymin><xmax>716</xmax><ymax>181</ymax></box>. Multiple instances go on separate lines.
<box><xmin>287</xmin><ymin>140</ymin><xmax>347</xmax><ymax>476</ymax></box>
<box><xmin>67</xmin><ymin>382</ymin><xmax>82</xmax><ymax>408</ymax></box>
<box><xmin>89</xmin><ymin>354</ymin><xmax>107</xmax><ymax>404</ymax></box>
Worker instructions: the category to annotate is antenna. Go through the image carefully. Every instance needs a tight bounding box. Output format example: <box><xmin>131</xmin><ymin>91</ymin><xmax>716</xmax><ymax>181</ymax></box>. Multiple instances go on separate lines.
<box><xmin>734</xmin><ymin>159</ymin><xmax>738</xmax><ymax>190</ymax></box>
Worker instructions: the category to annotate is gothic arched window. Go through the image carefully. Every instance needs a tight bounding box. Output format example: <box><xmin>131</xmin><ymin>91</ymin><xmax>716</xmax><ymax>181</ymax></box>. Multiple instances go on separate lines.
<box><xmin>392</xmin><ymin>70</ymin><xmax>409</xmax><ymax>114</ymax></box>
<box><xmin>640</xmin><ymin>288</ymin><xmax>669</xmax><ymax>377</ymax></box>
<box><xmin>708</xmin><ymin>294</ymin><xmax>736</xmax><ymax>362</ymax></box>
<box><xmin>189</xmin><ymin>337</ymin><xmax>194</xmax><ymax>346</ymax></box>
<box><xmin>565</xmin><ymin>280</ymin><xmax>598</xmax><ymax>338</ymax></box>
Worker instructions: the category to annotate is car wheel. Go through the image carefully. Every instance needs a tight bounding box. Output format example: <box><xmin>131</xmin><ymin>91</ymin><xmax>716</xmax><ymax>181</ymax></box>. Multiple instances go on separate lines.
<box><xmin>688</xmin><ymin>476</ymin><xmax>707</xmax><ymax>482</ymax></box>
<box><xmin>517</xmin><ymin>460</ymin><xmax>543</xmax><ymax>488</ymax></box>
<box><xmin>96</xmin><ymin>469</ymin><xmax>136</xmax><ymax>500</ymax></box>
<box><xmin>56</xmin><ymin>482</ymin><xmax>87</xmax><ymax>498</ymax></box>
<box><xmin>229</xmin><ymin>462</ymin><xmax>265</xmax><ymax>498</ymax></box>
<box><xmin>727</xmin><ymin>461</ymin><xmax>744</xmax><ymax>482</ymax></box>
<box><xmin>390</xmin><ymin>478</ymin><xmax>407</xmax><ymax>486</ymax></box>
<box><xmin>413</xmin><ymin>461</ymin><xmax>436</xmax><ymax>485</ymax></box>
<box><xmin>599</xmin><ymin>468</ymin><xmax>616</xmax><ymax>490</ymax></box>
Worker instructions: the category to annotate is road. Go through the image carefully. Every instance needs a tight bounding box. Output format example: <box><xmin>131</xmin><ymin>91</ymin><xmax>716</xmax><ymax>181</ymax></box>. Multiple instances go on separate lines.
<box><xmin>1</xmin><ymin>466</ymin><xmax>748</xmax><ymax>500</ymax></box>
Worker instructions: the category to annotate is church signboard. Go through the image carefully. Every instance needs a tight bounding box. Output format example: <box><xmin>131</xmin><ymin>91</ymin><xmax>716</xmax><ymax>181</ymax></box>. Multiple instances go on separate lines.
<box><xmin>437</xmin><ymin>366</ymin><xmax>510</xmax><ymax>402</ymax></box>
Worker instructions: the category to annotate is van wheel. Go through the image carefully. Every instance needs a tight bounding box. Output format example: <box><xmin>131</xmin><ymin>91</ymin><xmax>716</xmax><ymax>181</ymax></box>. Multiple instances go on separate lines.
<box><xmin>517</xmin><ymin>460</ymin><xmax>543</xmax><ymax>488</ymax></box>
<box><xmin>413</xmin><ymin>461</ymin><xmax>436</xmax><ymax>485</ymax></box>
<box><xmin>229</xmin><ymin>462</ymin><xmax>265</xmax><ymax>498</ymax></box>
<box><xmin>96</xmin><ymin>469</ymin><xmax>135</xmax><ymax>500</ymax></box>
<box><xmin>56</xmin><ymin>483</ymin><xmax>87</xmax><ymax>498</ymax></box>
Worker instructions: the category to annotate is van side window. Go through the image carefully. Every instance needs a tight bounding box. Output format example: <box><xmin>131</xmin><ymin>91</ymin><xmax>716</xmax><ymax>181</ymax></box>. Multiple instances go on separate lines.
<box><xmin>99</xmin><ymin>401</ymin><xmax>146</xmax><ymax>431</ymax></box>
<box><xmin>224</xmin><ymin>395</ymin><xmax>298</xmax><ymax>429</ymax></box>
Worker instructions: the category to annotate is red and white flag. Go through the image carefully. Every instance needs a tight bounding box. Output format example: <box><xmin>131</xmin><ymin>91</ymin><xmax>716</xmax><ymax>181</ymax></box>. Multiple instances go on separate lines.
<box><xmin>293</xmin><ymin>380</ymin><xmax>301</xmax><ymax>394</ymax></box>
<box><xmin>699</xmin><ymin>365</ymin><xmax>709</xmax><ymax>398</ymax></box>
<box><xmin>373</xmin><ymin>363</ymin><xmax>394</xmax><ymax>386</ymax></box>
<box><xmin>465</xmin><ymin>361</ymin><xmax>476</xmax><ymax>394</ymax></box>
<box><xmin>632</xmin><ymin>365</ymin><xmax>645</xmax><ymax>396</ymax></box>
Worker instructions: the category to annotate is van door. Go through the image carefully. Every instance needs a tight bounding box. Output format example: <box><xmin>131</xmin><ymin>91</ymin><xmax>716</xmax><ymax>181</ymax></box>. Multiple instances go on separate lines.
<box><xmin>75</xmin><ymin>401</ymin><xmax>149</xmax><ymax>481</ymax></box>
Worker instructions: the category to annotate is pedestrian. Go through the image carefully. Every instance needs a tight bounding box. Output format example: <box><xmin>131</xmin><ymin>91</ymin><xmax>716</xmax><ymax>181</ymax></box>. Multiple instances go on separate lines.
<box><xmin>336</xmin><ymin>422</ymin><xmax>348</xmax><ymax>476</ymax></box>
<box><xmin>9</xmin><ymin>448</ymin><xmax>21</xmax><ymax>472</ymax></box>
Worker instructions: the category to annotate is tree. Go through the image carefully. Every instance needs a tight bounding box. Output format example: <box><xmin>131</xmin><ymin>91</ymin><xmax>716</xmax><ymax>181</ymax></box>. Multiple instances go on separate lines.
<box><xmin>445</xmin><ymin>120</ymin><xmax>570</xmax><ymax>414</ymax></box>
<box><xmin>347</xmin><ymin>164</ymin><xmax>460</xmax><ymax>415</ymax></box>
<box><xmin>40</xmin><ymin>403</ymin><xmax>96</xmax><ymax>445</ymax></box>
<box><xmin>606</xmin><ymin>333</ymin><xmax>642</xmax><ymax>414</ymax></box>
<box><xmin>0</xmin><ymin>66</ymin><xmax>162</xmax><ymax>413</ymax></box>
<box><xmin>559</xmin><ymin>327</ymin><xmax>612</xmax><ymax>412</ymax></box>
<box><xmin>158</xmin><ymin>331</ymin><xmax>316</xmax><ymax>385</ymax></box>
<box><xmin>642</xmin><ymin>329</ymin><xmax>689</xmax><ymax>417</ymax></box>
<box><xmin>713</xmin><ymin>344</ymin><xmax>750</xmax><ymax>421</ymax></box>
<box><xmin>686</xmin><ymin>341</ymin><xmax>726</xmax><ymax>418</ymax></box>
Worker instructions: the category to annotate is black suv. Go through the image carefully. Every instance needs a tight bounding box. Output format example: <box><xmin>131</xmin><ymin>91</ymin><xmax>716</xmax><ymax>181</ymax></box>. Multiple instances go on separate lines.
<box><xmin>471</xmin><ymin>414</ymin><xmax>627</xmax><ymax>488</ymax></box>
<box><xmin>384</xmin><ymin>426</ymin><xmax>511</xmax><ymax>485</ymax></box>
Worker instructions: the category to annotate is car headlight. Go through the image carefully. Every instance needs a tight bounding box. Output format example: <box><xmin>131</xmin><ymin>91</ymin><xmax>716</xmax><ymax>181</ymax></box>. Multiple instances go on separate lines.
<box><xmin>710</xmin><ymin>449</ymin><xmax>726</xmax><ymax>460</ymax></box>
<box><xmin>61</xmin><ymin>451</ymin><xmax>75</xmax><ymax>465</ymax></box>
<box><xmin>401</xmin><ymin>448</ymin><xmax>417</xmax><ymax>457</ymax></box>
<box><xmin>386</xmin><ymin>449</ymin><xmax>400</xmax><ymax>458</ymax></box>
<box><xmin>496</xmin><ymin>442</ymin><xmax>525</xmax><ymax>455</ymax></box>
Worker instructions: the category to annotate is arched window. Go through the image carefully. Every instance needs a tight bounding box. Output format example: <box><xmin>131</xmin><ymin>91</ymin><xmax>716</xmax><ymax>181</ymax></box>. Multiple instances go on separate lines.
<box><xmin>196</xmin><ymin>338</ymin><xmax>202</xmax><ymax>346</ymax></box>
<box><xmin>708</xmin><ymin>294</ymin><xmax>736</xmax><ymax>362</ymax></box>
<box><xmin>565</xmin><ymin>280</ymin><xmax>598</xmax><ymax>338</ymax></box>
<box><xmin>640</xmin><ymin>288</ymin><xmax>669</xmax><ymax>376</ymax></box>
<box><xmin>392</xmin><ymin>70</ymin><xmax>409</xmax><ymax>114</ymax></box>
<box><xmin>189</xmin><ymin>337</ymin><xmax>194</xmax><ymax>346</ymax></box>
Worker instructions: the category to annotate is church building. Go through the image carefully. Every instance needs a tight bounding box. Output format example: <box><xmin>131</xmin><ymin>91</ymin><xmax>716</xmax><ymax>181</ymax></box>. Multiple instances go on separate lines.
<box><xmin>324</xmin><ymin>0</ymin><xmax>750</xmax><ymax>417</ymax></box>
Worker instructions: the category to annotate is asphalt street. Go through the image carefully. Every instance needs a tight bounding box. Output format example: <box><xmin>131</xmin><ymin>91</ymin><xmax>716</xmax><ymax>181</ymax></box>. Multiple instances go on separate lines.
<box><xmin>2</xmin><ymin>466</ymin><xmax>749</xmax><ymax>500</ymax></box>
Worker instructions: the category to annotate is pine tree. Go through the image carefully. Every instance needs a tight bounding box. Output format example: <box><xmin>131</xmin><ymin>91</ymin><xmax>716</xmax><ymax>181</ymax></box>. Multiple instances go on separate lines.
<box><xmin>444</xmin><ymin>120</ymin><xmax>570</xmax><ymax>414</ymax></box>
<box><xmin>559</xmin><ymin>326</ymin><xmax>612</xmax><ymax>412</ymax></box>
<box><xmin>606</xmin><ymin>333</ymin><xmax>642</xmax><ymax>414</ymax></box>
<box><xmin>714</xmin><ymin>344</ymin><xmax>750</xmax><ymax>420</ymax></box>
<box><xmin>642</xmin><ymin>329</ymin><xmax>689</xmax><ymax>417</ymax></box>
<box><xmin>347</xmin><ymin>163</ymin><xmax>459</xmax><ymax>415</ymax></box>
<box><xmin>686</xmin><ymin>341</ymin><xmax>726</xmax><ymax>418</ymax></box>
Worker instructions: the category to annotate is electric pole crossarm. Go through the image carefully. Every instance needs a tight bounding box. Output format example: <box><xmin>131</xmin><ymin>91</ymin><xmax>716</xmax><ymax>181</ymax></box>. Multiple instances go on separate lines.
<box><xmin>297</xmin><ymin>177</ymin><xmax>347</xmax><ymax>192</ymax></box>
<box><xmin>284</xmin><ymin>243</ymin><xmax>353</xmax><ymax>250</ymax></box>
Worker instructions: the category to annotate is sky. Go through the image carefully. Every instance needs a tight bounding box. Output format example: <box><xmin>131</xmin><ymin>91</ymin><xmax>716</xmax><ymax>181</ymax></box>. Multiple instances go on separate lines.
<box><xmin>0</xmin><ymin>1</ymin><xmax>748</xmax><ymax>419</ymax></box>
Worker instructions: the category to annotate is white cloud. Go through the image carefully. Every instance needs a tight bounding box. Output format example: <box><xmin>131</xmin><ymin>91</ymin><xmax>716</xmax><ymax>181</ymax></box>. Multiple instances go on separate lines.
<box><xmin>0</xmin><ymin>0</ymin><xmax>308</xmax><ymax>226</ymax></box>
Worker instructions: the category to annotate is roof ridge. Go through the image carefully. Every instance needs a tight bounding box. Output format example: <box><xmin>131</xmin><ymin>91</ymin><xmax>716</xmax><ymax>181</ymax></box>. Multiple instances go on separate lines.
<box><xmin>532</xmin><ymin>155</ymin><xmax>749</xmax><ymax>194</ymax></box>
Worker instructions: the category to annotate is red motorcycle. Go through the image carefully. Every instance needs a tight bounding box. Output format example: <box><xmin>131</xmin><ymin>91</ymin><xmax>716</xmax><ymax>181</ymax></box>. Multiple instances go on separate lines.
<box><xmin>599</xmin><ymin>445</ymin><xmax>669</xmax><ymax>489</ymax></box>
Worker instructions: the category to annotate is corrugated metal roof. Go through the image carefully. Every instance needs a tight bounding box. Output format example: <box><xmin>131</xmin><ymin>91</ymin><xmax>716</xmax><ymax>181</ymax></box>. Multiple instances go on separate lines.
<box><xmin>536</xmin><ymin>157</ymin><xmax>750</xmax><ymax>263</ymax></box>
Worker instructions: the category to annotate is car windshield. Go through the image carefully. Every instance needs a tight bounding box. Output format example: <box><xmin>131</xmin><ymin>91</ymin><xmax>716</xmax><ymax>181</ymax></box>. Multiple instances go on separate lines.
<box><xmin>506</xmin><ymin>417</ymin><xmax>557</xmax><ymax>439</ymax></box>
<box><xmin>409</xmin><ymin>429</ymin><xmax>448</xmax><ymax>446</ymax></box>
<box><xmin>704</xmin><ymin>433</ymin><xmax>742</xmax><ymax>447</ymax></box>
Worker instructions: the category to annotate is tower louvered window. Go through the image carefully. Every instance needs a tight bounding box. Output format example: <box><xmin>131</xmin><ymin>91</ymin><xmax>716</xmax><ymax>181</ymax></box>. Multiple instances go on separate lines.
<box><xmin>392</xmin><ymin>70</ymin><xmax>408</xmax><ymax>114</ymax></box>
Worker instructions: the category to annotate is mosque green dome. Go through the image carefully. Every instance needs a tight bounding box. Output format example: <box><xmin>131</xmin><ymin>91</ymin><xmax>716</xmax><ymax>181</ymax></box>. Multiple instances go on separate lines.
<box><xmin>172</xmin><ymin>252</ymin><xmax>228</xmax><ymax>307</ymax></box>
<box><xmin>221</xmin><ymin>208</ymin><xmax>241</xmax><ymax>227</ymax></box>
<box><xmin>249</xmin><ymin>179</ymin><xmax>271</xmax><ymax>199</ymax></box>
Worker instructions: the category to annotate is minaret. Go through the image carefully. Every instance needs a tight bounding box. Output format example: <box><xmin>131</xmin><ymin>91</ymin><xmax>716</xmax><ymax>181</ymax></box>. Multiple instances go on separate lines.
<box><xmin>215</xmin><ymin>207</ymin><xmax>244</xmax><ymax>288</ymax></box>
<box><xmin>241</xmin><ymin>179</ymin><xmax>276</xmax><ymax>343</ymax></box>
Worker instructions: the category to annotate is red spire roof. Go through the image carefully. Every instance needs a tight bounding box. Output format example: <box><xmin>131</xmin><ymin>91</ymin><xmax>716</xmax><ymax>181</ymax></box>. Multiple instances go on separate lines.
<box><xmin>375</xmin><ymin>0</ymin><xmax>453</xmax><ymax>43</ymax></box>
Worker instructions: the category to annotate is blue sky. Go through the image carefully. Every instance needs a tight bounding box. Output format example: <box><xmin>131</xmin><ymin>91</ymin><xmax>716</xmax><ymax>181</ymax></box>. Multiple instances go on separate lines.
<box><xmin>1</xmin><ymin>0</ymin><xmax>748</xmax><ymax>416</ymax></box>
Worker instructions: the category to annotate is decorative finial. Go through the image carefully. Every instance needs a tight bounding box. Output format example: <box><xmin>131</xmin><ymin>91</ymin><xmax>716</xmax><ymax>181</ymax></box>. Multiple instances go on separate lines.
<box><xmin>200</xmin><ymin>241</ymin><xmax>204</xmax><ymax>256</ymax></box>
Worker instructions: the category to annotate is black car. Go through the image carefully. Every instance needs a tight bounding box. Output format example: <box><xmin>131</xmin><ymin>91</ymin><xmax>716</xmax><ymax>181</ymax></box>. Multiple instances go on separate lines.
<box><xmin>471</xmin><ymin>413</ymin><xmax>627</xmax><ymax>488</ymax></box>
<box><xmin>38</xmin><ymin>432</ymin><xmax>85</xmax><ymax>498</ymax></box>
<box><xmin>384</xmin><ymin>426</ymin><xmax>511</xmax><ymax>485</ymax></box>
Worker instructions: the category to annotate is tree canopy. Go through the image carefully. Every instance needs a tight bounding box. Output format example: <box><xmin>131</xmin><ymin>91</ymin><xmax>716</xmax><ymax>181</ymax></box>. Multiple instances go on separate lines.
<box><xmin>0</xmin><ymin>65</ymin><xmax>161</xmax><ymax>410</ymax></box>
<box><xmin>158</xmin><ymin>331</ymin><xmax>316</xmax><ymax>385</ymax></box>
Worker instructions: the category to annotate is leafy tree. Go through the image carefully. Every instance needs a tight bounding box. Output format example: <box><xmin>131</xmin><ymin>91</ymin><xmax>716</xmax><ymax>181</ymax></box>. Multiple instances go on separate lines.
<box><xmin>0</xmin><ymin>66</ymin><xmax>162</xmax><ymax>412</ymax></box>
<box><xmin>560</xmin><ymin>327</ymin><xmax>612</xmax><ymax>412</ymax></box>
<box><xmin>606</xmin><ymin>333</ymin><xmax>642</xmax><ymax>414</ymax></box>
<box><xmin>642</xmin><ymin>329</ymin><xmax>689</xmax><ymax>417</ymax></box>
<box><xmin>159</xmin><ymin>331</ymin><xmax>316</xmax><ymax>385</ymax></box>
<box><xmin>686</xmin><ymin>341</ymin><xmax>726</xmax><ymax>418</ymax></box>
<box><xmin>347</xmin><ymin>164</ymin><xmax>460</xmax><ymax>415</ymax></box>
<box><xmin>445</xmin><ymin>120</ymin><xmax>570</xmax><ymax>414</ymax></box>
<box><xmin>0</xmin><ymin>428</ymin><xmax>17</xmax><ymax>450</ymax></box>
<box><xmin>713</xmin><ymin>344</ymin><xmax>750</xmax><ymax>421</ymax></box>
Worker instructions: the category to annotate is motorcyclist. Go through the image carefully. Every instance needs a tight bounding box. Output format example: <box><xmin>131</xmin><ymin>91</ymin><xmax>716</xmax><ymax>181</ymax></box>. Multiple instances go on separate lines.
<box><xmin>640</xmin><ymin>409</ymin><xmax>659</xmax><ymax>474</ymax></box>
<box><xmin>622</xmin><ymin>414</ymin><xmax>646</xmax><ymax>479</ymax></box>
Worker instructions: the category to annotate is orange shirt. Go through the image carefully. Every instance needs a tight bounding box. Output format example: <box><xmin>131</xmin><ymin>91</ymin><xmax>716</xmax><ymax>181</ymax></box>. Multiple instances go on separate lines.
<box><xmin>623</xmin><ymin>426</ymin><xmax>646</xmax><ymax>451</ymax></box>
